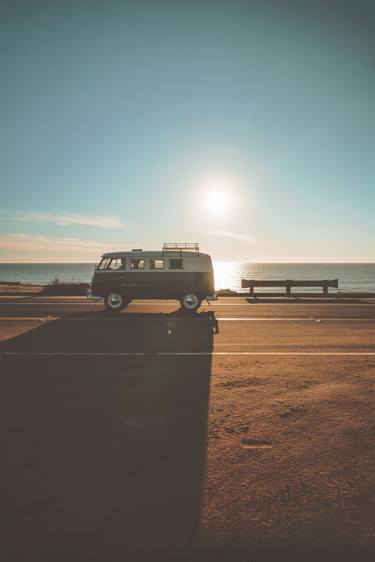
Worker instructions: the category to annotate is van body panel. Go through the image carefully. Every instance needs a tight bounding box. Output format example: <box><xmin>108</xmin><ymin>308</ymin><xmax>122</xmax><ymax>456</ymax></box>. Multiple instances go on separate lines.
<box><xmin>91</xmin><ymin>271</ymin><xmax>214</xmax><ymax>299</ymax></box>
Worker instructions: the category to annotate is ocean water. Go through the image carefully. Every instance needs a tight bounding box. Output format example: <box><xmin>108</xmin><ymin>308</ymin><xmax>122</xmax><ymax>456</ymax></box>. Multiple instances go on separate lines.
<box><xmin>0</xmin><ymin>262</ymin><xmax>374</xmax><ymax>293</ymax></box>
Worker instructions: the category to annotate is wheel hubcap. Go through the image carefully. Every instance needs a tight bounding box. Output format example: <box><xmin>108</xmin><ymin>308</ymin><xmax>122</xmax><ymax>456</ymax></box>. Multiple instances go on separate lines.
<box><xmin>184</xmin><ymin>294</ymin><xmax>198</xmax><ymax>308</ymax></box>
<box><xmin>109</xmin><ymin>293</ymin><xmax>122</xmax><ymax>307</ymax></box>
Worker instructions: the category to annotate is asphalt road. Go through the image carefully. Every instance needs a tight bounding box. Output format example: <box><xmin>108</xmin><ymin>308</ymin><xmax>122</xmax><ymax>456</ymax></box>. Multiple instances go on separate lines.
<box><xmin>1</xmin><ymin>296</ymin><xmax>375</xmax><ymax>354</ymax></box>
<box><xmin>1</xmin><ymin>297</ymin><xmax>375</xmax><ymax>562</ymax></box>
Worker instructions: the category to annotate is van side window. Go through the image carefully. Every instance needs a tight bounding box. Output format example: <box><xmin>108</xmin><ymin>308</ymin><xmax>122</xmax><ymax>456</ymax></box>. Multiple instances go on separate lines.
<box><xmin>169</xmin><ymin>258</ymin><xmax>183</xmax><ymax>270</ymax></box>
<box><xmin>150</xmin><ymin>258</ymin><xmax>164</xmax><ymax>269</ymax></box>
<box><xmin>131</xmin><ymin>258</ymin><xmax>145</xmax><ymax>270</ymax></box>
<box><xmin>107</xmin><ymin>258</ymin><xmax>123</xmax><ymax>270</ymax></box>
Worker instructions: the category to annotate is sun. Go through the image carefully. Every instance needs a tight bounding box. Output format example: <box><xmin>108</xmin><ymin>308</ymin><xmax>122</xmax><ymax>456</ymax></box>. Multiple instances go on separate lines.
<box><xmin>195</xmin><ymin>173</ymin><xmax>237</xmax><ymax>219</ymax></box>
<box><xmin>203</xmin><ymin>190</ymin><xmax>231</xmax><ymax>217</ymax></box>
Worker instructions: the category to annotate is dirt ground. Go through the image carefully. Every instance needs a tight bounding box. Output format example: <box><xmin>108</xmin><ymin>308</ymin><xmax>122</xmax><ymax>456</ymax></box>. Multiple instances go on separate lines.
<box><xmin>0</xmin><ymin>283</ymin><xmax>44</xmax><ymax>294</ymax></box>
<box><xmin>0</xmin><ymin>297</ymin><xmax>374</xmax><ymax>562</ymax></box>
<box><xmin>0</xmin><ymin>283</ymin><xmax>88</xmax><ymax>296</ymax></box>
<box><xmin>201</xmin><ymin>356</ymin><xmax>375</xmax><ymax>560</ymax></box>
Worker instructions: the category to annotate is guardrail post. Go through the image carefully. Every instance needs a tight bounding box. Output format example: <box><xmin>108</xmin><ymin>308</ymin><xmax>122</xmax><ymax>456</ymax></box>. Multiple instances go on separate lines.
<box><xmin>286</xmin><ymin>280</ymin><xmax>291</xmax><ymax>295</ymax></box>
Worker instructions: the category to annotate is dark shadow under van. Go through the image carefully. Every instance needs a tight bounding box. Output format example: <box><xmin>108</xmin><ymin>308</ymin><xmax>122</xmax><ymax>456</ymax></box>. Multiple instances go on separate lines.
<box><xmin>0</xmin><ymin>312</ymin><xmax>217</xmax><ymax>562</ymax></box>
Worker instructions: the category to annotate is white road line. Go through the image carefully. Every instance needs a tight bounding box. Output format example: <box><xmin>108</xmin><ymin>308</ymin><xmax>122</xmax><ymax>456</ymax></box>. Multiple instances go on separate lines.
<box><xmin>218</xmin><ymin>317</ymin><xmax>375</xmax><ymax>322</ymax></box>
<box><xmin>0</xmin><ymin>302</ymin><xmax>275</xmax><ymax>307</ymax></box>
<box><xmin>2</xmin><ymin>302</ymin><xmax>242</xmax><ymax>306</ymax></box>
<box><xmin>1</xmin><ymin>351</ymin><xmax>375</xmax><ymax>357</ymax></box>
<box><xmin>1</xmin><ymin>295</ymin><xmax>373</xmax><ymax>300</ymax></box>
<box><xmin>0</xmin><ymin>302</ymin><xmax>101</xmax><ymax>306</ymax></box>
<box><xmin>0</xmin><ymin>301</ymin><xmax>374</xmax><ymax>307</ymax></box>
<box><xmin>0</xmin><ymin>317</ymin><xmax>53</xmax><ymax>321</ymax></box>
<box><xmin>1</xmin><ymin>317</ymin><xmax>375</xmax><ymax>322</ymax></box>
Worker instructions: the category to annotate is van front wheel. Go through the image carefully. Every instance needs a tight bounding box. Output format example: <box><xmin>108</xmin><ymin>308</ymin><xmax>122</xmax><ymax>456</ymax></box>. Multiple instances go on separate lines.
<box><xmin>104</xmin><ymin>292</ymin><xmax>129</xmax><ymax>312</ymax></box>
<box><xmin>180</xmin><ymin>293</ymin><xmax>201</xmax><ymax>312</ymax></box>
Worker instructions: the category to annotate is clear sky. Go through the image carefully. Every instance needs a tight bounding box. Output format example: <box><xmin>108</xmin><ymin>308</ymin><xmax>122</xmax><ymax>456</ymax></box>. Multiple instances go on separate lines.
<box><xmin>1</xmin><ymin>0</ymin><xmax>374</xmax><ymax>262</ymax></box>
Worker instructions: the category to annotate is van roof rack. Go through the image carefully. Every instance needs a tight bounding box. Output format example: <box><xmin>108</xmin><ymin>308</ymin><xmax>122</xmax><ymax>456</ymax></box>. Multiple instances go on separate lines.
<box><xmin>162</xmin><ymin>242</ymin><xmax>200</xmax><ymax>256</ymax></box>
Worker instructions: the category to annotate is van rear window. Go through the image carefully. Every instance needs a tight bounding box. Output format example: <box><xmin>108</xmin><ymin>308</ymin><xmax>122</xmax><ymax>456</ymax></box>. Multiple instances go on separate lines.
<box><xmin>169</xmin><ymin>258</ymin><xmax>183</xmax><ymax>270</ymax></box>
<box><xmin>150</xmin><ymin>259</ymin><xmax>164</xmax><ymax>269</ymax></box>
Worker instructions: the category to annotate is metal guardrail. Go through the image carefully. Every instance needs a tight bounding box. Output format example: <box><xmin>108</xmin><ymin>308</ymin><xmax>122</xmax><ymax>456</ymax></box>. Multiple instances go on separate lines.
<box><xmin>241</xmin><ymin>279</ymin><xmax>339</xmax><ymax>295</ymax></box>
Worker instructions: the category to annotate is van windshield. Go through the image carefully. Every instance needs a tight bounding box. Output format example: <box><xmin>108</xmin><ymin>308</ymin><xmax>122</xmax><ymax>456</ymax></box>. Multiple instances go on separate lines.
<box><xmin>97</xmin><ymin>258</ymin><xmax>110</xmax><ymax>270</ymax></box>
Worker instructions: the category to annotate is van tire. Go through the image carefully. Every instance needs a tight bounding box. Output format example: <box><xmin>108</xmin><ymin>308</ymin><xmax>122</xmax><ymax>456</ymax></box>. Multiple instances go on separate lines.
<box><xmin>104</xmin><ymin>293</ymin><xmax>129</xmax><ymax>312</ymax></box>
<box><xmin>180</xmin><ymin>293</ymin><xmax>201</xmax><ymax>312</ymax></box>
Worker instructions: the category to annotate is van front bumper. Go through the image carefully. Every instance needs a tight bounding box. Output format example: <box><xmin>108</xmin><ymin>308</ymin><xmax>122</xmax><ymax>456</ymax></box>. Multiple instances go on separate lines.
<box><xmin>87</xmin><ymin>288</ymin><xmax>102</xmax><ymax>302</ymax></box>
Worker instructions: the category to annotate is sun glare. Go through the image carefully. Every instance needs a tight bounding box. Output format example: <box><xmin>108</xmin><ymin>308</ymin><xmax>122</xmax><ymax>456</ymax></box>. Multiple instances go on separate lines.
<box><xmin>204</xmin><ymin>190</ymin><xmax>230</xmax><ymax>217</ymax></box>
<box><xmin>197</xmin><ymin>174</ymin><xmax>236</xmax><ymax>219</ymax></box>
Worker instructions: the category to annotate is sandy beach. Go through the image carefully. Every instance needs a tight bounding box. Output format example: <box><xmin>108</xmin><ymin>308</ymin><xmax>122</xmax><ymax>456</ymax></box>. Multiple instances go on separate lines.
<box><xmin>0</xmin><ymin>295</ymin><xmax>374</xmax><ymax>561</ymax></box>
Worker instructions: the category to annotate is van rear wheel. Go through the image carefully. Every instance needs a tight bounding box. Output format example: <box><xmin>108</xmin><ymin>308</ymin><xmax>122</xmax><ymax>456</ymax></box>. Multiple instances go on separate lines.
<box><xmin>180</xmin><ymin>293</ymin><xmax>201</xmax><ymax>312</ymax></box>
<box><xmin>104</xmin><ymin>293</ymin><xmax>129</xmax><ymax>312</ymax></box>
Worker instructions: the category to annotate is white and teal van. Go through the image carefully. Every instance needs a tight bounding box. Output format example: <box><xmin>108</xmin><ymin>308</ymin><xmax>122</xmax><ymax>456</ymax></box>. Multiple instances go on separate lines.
<box><xmin>88</xmin><ymin>243</ymin><xmax>216</xmax><ymax>312</ymax></box>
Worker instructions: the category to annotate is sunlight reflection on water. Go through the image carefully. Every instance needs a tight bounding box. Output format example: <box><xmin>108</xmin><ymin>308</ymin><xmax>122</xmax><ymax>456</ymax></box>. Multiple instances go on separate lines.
<box><xmin>213</xmin><ymin>262</ymin><xmax>269</xmax><ymax>292</ymax></box>
<box><xmin>213</xmin><ymin>262</ymin><xmax>375</xmax><ymax>292</ymax></box>
<box><xmin>213</xmin><ymin>262</ymin><xmax>244</xmax><ymax>292</ymax></box>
